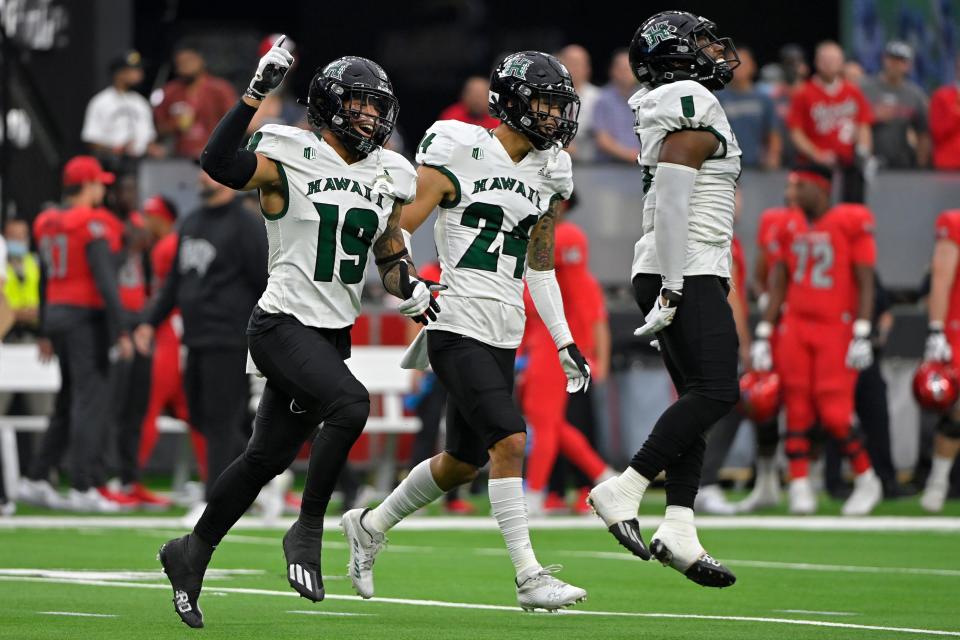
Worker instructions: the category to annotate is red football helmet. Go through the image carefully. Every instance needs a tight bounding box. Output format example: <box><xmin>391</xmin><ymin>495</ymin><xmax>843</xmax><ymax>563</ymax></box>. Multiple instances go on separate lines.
<box><xmin>913</xmin><ymin>362</ymin><xmax>960</xmax><ymax>413</ymax></box>
<box><xmin>739</xmin><ymin>371</ymin><xmax>782</xmax><ymax>422</ymax></box>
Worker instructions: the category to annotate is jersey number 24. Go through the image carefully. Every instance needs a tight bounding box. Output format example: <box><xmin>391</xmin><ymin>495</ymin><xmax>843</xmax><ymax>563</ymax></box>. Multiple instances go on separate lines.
<box><xmin>457</xmin><ymin>203</ymin><xmax>538</xmax><ymax>279</ymax></box>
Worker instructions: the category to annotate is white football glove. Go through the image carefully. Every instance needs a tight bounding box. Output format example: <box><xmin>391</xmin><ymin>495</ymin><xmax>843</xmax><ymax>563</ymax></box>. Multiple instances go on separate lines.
<box><xmin>925</xmin><ymin>325</ymin><xmax>953</xmax><ymax>363</ymax></box>
<box><xmin>246</xmin><ymin>35</ymin><xmax>294</xmax><ymax>100</ymax></box>
<box><xmin>634</xmin><ymin>289</ymin><xmax>681</xmax><ymax>337</ymax></box>
<box><xmin>751</xmin><ymin>321</ymin><xmax>774</xmax><ymax>372</ymax></box>
<box><xmin>397</xmin><ymin>262</ymin><xmax>445</xmax><ymax>325</ymax></box>
<box><xmin>558</xmin><ymin>343</ymin><xmax>591</xmax><ymax>393</ymax></box>
<box><xmin>845</xmin><ymin>319</ymin><xmax>874</xmax><ymax>371</ymax></box>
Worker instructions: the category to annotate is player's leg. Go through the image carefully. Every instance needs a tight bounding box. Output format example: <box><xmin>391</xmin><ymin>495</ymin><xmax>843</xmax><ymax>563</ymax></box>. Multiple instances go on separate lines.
<box><xmin>522</xmin><ymin>356</ymin><xmax>565</xmax><ymax>514</ymax></box>
<box><xmin>116</xmin><ymin>351</ymin><xmax>152</xmax><ymax>494</ymax></box>
<box><xmin>854</xmin><ymin>358</ymin><xmax>898</xmax><ymax>494</ymax></box>
<box><xmin>922</xmin><ymin>329</ymin><xmax>960</xmax><ymax>512</ymax></box>
<box><xmin>737</xmin><ymin>414</ymin><xmax>782</xmax><ymax>512</ymax></box>
<box><xmin>696</xmin><ymin>410</ymin><xmax>743</xmax><ymax>514</ymax></box>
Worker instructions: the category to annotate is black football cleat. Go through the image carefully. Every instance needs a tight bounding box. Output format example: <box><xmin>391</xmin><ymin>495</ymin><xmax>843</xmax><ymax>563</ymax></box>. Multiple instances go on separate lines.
<box><xmin>605</xmin><ymin>518</ymin><xmax>652</xmax><ymax>560</ymax></box>
<box><xmin>650</xmin><ymin>538</ymin><xmax>736</xmax><ymax>588</ymax></box>
<box><xmin>283</xmin><ymin>522</ymin><xmax>325</xmax><ymax>602</ymax></box>
<box><xmin>158</xmin><ymin>535</ymin><xmax>206</xmax><ymax>628</ymax></box>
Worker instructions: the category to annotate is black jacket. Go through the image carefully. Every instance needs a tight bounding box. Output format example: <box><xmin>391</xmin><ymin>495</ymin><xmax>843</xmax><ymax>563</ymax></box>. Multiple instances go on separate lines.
<box><xmin>146</xmin><ymin>199</ymin><xmax>267</xmax><ymax>349</ymax></box>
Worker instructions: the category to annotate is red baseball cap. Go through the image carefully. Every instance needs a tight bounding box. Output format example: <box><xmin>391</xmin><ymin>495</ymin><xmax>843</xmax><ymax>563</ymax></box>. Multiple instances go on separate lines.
<box><xmin>63</xmin><ymin>155</ymin><xmax>115</xmax><ymax>186</ymax></box>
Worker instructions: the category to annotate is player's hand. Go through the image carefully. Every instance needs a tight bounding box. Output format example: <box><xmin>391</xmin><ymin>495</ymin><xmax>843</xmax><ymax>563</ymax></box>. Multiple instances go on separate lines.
<box><xmin>846</xmin><ymin>320</ymin><xmax>874</xmax><ymax>370</ymax></box>
<box><xmin>117</xmin><ymin>335</ymin><xmax>135</xmax><ymax>361</ymax></box>
<box><xmin>751</xmin><ymin>320</ymin><xmax>774</xmax><ymax>372</ymax></box>
<box><xmin>246</xmin><ymin>35</ymin><xmax>294</xmax><ymax>101</ymax></box>
<box><xmin>559</xmin><ymin>343</ymin><xmax>591</xmax><ymax>393</ymax></box>
<box><xmin>133</xmin><ymin>323</ymin><xmax>155</xmax><ymax>356</ymax></box>
<box><xmin>925</xmin><ymin>326</ymin><xmax>953</xmax><ymax>363</ymax></box>
<box><xmin>398</xmin><ymin>264</ymin><xmax>446</xmax><ymax>325</ymax></box>
<box><xmin>36</xmin><ymin>338</ymin><xmax>54</xmax><ymax>363</ymax></box>
<box><xmin>634</xmin><ymin>289</ymin><xmax>681</xmax><ymax>337</ymax></box>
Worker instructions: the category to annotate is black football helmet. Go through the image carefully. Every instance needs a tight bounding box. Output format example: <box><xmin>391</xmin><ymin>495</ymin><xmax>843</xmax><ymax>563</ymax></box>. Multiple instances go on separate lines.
<box><xmin>489</xmin><ymin>51</ymin><xmax>580</xmax><ymax>150</ymax></box>
<box><xmin>629</xmin><ymin>11</ymin><xmax>740</xmax><ymax>90</ymax></box>
<box><xmin>304</xmin><ymin>56</ymin><xmax>399</xmax><ymax>158</ymax></box>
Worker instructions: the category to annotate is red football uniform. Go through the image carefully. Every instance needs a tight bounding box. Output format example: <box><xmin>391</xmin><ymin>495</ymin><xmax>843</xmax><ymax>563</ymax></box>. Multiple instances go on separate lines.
<box><xmin>934</xmin><ymin>210</ymin><xmax>960</xmax><ymax>369</ymax></box>
<box><xmin>773</xmin><ymin>204</ymin><xmax>876</xmax><ymax>479</ymax></box>
<box><xmin>731</xmin><ymin>235</ymin><xmax>747</xmax><ymax>304</ymax></box>
<box><xmin>33</xmin><ymin>206</ymin><xmax>122</xmax><ymax>308</ymax></box>
<box><xmin>787</xmin><ymin>79</ymin><xmax>873</xmax><ymax>164</ymax></box>
<box><xmin>118</xmin><ymin>251</ymin><xmax>147</xmax><ymax>312</ymax></box>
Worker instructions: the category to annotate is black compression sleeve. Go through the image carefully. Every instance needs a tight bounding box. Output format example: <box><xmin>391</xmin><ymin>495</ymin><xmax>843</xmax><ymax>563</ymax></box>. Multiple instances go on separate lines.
<box><xmin>199</xmin><ymin>100</ymin><xmax>259</xmax><ymax>189</ymax></box>
<box><xmin>87</xmin><ymin>239</ymin><xmax>124</xmax><ymax>344</ymax></box>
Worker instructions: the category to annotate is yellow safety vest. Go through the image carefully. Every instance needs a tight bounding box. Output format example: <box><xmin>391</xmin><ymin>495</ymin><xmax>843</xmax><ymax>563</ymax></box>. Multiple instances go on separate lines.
<box><xmin>4</xmin><ymin>253</ymin><xmax>41</xmax><ymax>311</ymax></box>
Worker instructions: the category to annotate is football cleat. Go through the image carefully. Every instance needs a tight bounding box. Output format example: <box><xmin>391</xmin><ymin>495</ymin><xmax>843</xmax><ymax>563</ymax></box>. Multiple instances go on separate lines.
<box><xmin>516</xmin><ymin>565</ymin><xmax>587</xmax><ymax>612</ymax></box>
<box><xmin>16</xmin><ymin>478</ymin><xmax>65</xmax><ymax>509</ymax></box>
<box><xmin>841</xmin><ymin>468</ymin><xmax>882</xmax><ymax>516</ymax></box>
<box><xmin>788</xmin><ymin>477</ymin><xmax>818</xmax><ymax>515</ymax></box>
<box><xmin>736</xmin><ymin>461</ymin><xmax>782</xmax><ymax>513</ymax></box>
<box><xmin>694</xmin><ymin>484</ymin><xmax>737</xmax><ymax>515</ymax></box>
<box><xmin>341</xmin><ymin>508</ymin><xmax>386</xmax><ymax>599</ymax></box>
<box><xmin>649</xmin><ymin>520</ymin><xmax>735</xmax><ymax>588</ymax></box>
<box><xmin>64</xmin><ymin>488</ymin><xmax>120</xmax><ymax>513</ymax></box>
<box><xmin>158</xmin><ymin>535</ymin><xmax>207</xmax><ymax>628</ymax></box>
<box><xmin>282</xmin><ymin>522</ymin><xmax>325</xmax><ymax>602</ymax></box>
<box><xmin>586</xmin><ymin>478</ymin><xmax>650</xmax><ymax>560</ymax></box>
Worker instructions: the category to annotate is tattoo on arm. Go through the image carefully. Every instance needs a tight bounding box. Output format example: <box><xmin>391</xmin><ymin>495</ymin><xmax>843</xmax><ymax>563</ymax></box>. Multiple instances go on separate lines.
<box><xmin>527</xmin><ymin>197</ymin><xmax>561</xmax><ymax>271</ymax></box>
<box><xmin>374</xmin><ymin>200</ymin><xmax>416</xmax><ymax>299</ymax></box>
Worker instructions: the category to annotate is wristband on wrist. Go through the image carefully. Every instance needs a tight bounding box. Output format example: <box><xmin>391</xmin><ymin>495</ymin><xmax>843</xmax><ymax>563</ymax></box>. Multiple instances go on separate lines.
<box><xmin>853</xmin><ymin>319</ymin><xmax>872</xmax><ymax>339</ymax></box>
<box><xmin>755</xmin><ymin>320</ymin><xmax>773</xmax><ymax>339</ymax></box>
<box><xmin>930</xmin><ymin>321</ymin><xmax>945</xmax><ymax>332</ymax></box>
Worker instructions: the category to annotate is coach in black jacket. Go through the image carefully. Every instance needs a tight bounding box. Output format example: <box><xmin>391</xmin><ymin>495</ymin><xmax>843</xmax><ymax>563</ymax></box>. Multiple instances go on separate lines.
<box><xmin>135</xmin><ymin>171</ymin><xmax>267</xmax><ymax>502</ymax></box>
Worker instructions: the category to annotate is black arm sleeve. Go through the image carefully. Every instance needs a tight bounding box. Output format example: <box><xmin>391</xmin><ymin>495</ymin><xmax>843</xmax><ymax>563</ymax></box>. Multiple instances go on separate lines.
<box><xmin>144</xmin><ymin>236</ymin><xmax>181</xmax><ymax>329</ymax></box>
<box><xmin>86</xmin><ymin>239</ymin><xmax>124</xmax><ymax>344</ymax></box>
<box><xmin>199</xmin><ymin>99</ymin><xmax>260</xmax><ymax>189</ymax></box>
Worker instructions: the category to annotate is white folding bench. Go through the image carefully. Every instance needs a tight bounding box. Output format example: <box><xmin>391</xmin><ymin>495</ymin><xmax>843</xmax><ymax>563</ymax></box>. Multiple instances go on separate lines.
<box><xmin>0</xmin><ymin>343</ymin><xmax>419</xmax><ymax>501</ymax></box>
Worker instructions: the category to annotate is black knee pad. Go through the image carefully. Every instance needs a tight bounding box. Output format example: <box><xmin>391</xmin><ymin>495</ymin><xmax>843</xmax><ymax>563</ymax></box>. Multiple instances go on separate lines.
<box><xmin>323</xmin><ymin>377</ymin><xmax>370</xmax><ymax>436</ymax></box>
<box><xmin>936</xmin><ymin>416</ymin><xmax>960</xmax><ymax>439</ymax></box>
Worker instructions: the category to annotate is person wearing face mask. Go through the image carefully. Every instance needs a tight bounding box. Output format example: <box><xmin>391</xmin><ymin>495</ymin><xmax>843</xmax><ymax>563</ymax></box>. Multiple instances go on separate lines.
<box><xmin>134</xmin><ymin>170</ymin><xmax>267</xmax><ymax>518</ymax></box>
<box><xmin>2</xmin><ymin>219</ymin><xmax>41</xmax><ymax>339</ymax></box>
<box><xmin>154</xmin><ymin>41</ymin><xmax>238</xmax><ymax>160</ymax></box>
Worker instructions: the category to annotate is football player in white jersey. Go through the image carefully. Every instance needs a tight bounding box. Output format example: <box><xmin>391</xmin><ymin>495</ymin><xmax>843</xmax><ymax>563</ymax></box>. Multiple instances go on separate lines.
<box><xmin>157</xmin><ymin>39</ymin><xmax>441</xmax><ymax>627</ymax></box>
<box><xmin>341</xmin><ymin>51</ymin><xmax>591</xmax><ymax>611</ymax></box>
<box><xmin>587</xmin><ymin>11</ymin><xmax>742</xmax><ymax>588</ymax></box>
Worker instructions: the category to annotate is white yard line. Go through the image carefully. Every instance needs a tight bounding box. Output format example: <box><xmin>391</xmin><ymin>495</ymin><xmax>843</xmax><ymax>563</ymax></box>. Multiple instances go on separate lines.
<box><xmin>3</xmin><ymin>515</ymin><xmax>960</xmax><ymax>532</ymax></box>
<box><xmin>288</xmin><ymin>610</ymin><xmax>373</xmax><ymax>617</ymax></box>
<box><xmin>37</xmin><ymin>611</ymin><xmax>117</xmax><ymax>618</ymax></box>
<box><xmin>1</xmin><ymin>574</ymin><xmax>958</xmax><ymax>637</ymax></box>
<box><xmin>775</xmin><ymin>609</ymin><xmax>858</xmax><ymax>617</ymax></box>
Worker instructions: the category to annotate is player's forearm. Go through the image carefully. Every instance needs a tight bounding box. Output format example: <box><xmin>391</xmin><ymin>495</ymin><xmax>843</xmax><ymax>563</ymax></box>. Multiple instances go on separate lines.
<box><xmin>526</xmin><ymin>268</ymin><xmax>573</xmax><ymax>349</ymax></box>
<box><xmin>593</xmin><ymin>320</ymin><xmax>611</xmax><ymax>380</ymax></box>
<box><xmin>86</xmin><ymin>240</ymin><xmax>125</xmax><ymax>343</ymax></box>
<box><xmin>653</xmin><ymin>163</ymin><xmax>696</xmax><ymax>291</ymax></box>
<box><xmin>856</xmin><ymin>124</ymin><xmax>873</xmax><ymax>156</ymax></box>
<box><xmin>199</xmin><ymin>99</ymin><xmax>260</xmax><ymax>190</ymax></box>
<box><xmin>761</xmin><ymin>263</ymin><xmax>787</xmax><ymax>326</ymax></box>
<box><xmin>853</xmin><ymin>265</ymin><xmax>875</xmax><ymax>323</ymax></box>
<box><xmin>790</xmin><ymin>128</ymin><xmax>820</xmax><ymax>159</ymax></box>
<box><xmin>929</xmin><ymin>242</ymin><xmax>959</xmax><ymax>325</ymax></box>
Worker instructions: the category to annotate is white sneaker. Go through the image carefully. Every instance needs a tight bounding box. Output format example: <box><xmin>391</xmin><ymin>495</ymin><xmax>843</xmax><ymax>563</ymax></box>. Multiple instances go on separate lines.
<box><xmin>64</xmin><ymin>488</ymin><xmax>120</xmax><ymax>513</ymax></box>
<box><xmin>694</xmin><ymin>485</ymin><xmax>737</xmax><ymax>515</ymax></box>
<box><xmin>737</xmin><ymin>463</ymin><xmax>782</xmax><ymax>513</ymax></box>
<box><xmin>0</xmin><ymin>501</ymin><xmax>14</xmax><ymax>517</ymax></box>
<box><xmin>842</xmin><ymin>469</ymin><xmax>882</xmax><ymax>516</ymax></box>
<box><xmin>587</xmin><ymin>476</ymin><xmax>649</xmax><ymax>559</ymax></box>
<box><xmin>920</xmin><ymin>481</ymin><xmax>949</xmax><ymax>513</ymax></box>
<box><xmin>649</xmin><ymin>511</ymin><xmax>735</xmax><ymax>588</ymax></box>
<box><xmin>787</xmin><ymin>477</ymin><xmax>817</xmax><ymax>515</ymax></box>
<box><xmin>526</xmin><ymin>490</ymin><xmax>545</xmax><ymax>519</ymax></box>
<box><xmin>181</xmin><ymin>501</ymin><xmax>208</xmax><ymax>528</ymax></box>
<box><xmin>17</xmin><ymin>478</ymin><xmax>65</xmax><ymax>509</ymax></box>
<box><xmin>341</xmin><ymin>508</ymin><xmax>386</xmax><ymax>599</ymax></box>
<box><xmin>516</xmin><ymin>565</ymin><xmax>586</xmax><ymax>612</ymax></box>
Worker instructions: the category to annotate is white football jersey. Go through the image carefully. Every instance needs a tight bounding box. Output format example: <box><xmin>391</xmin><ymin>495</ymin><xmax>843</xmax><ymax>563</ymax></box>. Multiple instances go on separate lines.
<box><xmin>629</xmin><ymin>80</ymin><xmax>742</xmax><ymax>280</ymax></box>
<box><xmin>415</xmin><ymin>120</ymin><xmax>573</xmax><ymax>348</ymax></box>
<box><xmin>250</xmin><ymin>124</ymin><xmax>416</xmax><ymax>329</ymax></box>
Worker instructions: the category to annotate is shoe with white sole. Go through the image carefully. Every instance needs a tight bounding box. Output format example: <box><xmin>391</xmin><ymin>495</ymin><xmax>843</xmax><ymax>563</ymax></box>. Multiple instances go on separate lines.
<box><xmin>64</xmin><ymin>488</ymin><xmax>120</xmax><ymax>513</ymax></box>
<box><xmin>341</xmin><ymin>508</ymin><xmax>386</xmax><ymax>599</ymax></box>
<box><xmin>694</xmin><ymin>484</ymin><xmax>737</xmax><ymax>515</ymax></box>
<box><xmin>788</xmin><ymin>477</ymin><xmax>817</xmax><ymax>515</ymax></box>
<box><xmin>649</xmin><ymin>511</ymin><xmax>735</xmax><ymax>588</ymax></box>
<box><xmin>841</xmin><ymin>469</ymin><xmax>882</xmax><ymax>516</ymax></box>
<box><xmin>516</xmin><ymin>565</ymin><xmax>587</xmax><ymax>612</ymax></box>
<box><xmin>920</xmin><ymin>481</ymin><xmax>948</xmax><ymax>513</ymax></box>
<box><xmin>0</xmin><ymin>501</ymin><xmax>14</xmax><ymax>517</ymax></box>
<box><xmin>17</xmin><ymin>478</ymin><xmax>64</xmax><ymax>509</ymax></box>
<box><xmin>737</xmin><ymin>462</ymin><xmax>781</xmax><ymax>513</ymax></box>
<box><xmin>586</xmin><ymin>477</ymin><xmax>650</xmax><ymax>560</ymax></box>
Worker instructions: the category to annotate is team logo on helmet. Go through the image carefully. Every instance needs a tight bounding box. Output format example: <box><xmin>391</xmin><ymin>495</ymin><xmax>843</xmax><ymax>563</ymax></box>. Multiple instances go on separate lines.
<box><xmin>499</xmin><ymin>54</ymin><xmax>533</xmax><ymax>79</ymax></box>
<box><xmin>642</xmin><ymin>21</ymin><xmax>678</xmax><ymax>48</ymax></box>
<box><xmin>323</xmin><ymin>59</ymin><xmax>350</xmax><ymax>80</ymax></box>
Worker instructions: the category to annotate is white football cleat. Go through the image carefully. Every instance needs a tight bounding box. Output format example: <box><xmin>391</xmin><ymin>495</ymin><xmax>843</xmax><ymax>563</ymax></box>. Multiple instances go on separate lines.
<box><xmin>341</xmin><ymin>508</ymin><xmax>386</xmax><ymax>599</ymax></box>
<box><xmin>516</xmin><ymin>565</ymin><xmax>587</xmax><ymax>612</ymax></box>
<box><xmin>842</xmin><ymin>469</ymin><xmax>882</xmax><ymax>516</ymax></box>
<box><xmin>694</xmin><ymin>484</ymin><xmax>737</xmax><ymax>515</ymax></box>
<box><xmin>587</xmin><ymin>477</ymin><xmax>649</xmax><ymax>559</ymax></box>
<box><xmin>17</xmin><ymin>478</ymin><xmax>65</xmax><ymax>509</ymax></box>
<box><xmin>64</xmin><ymin>488</ymin><xmax>120</xmax><ymax>513</ymax></box>
<box><xmin>788</xmin><ymin>477</ymin><xmax>817</xmax><ymax>515</ymax></box>
<box><xmin>649</xmin><ymin>509</ymin><xmax>735</xmax><ymax>588</ymax></box>
<box><xmin>920</xmin><ymin>480</ymin><xmax>948</xmax><ymax>513</ymax></box>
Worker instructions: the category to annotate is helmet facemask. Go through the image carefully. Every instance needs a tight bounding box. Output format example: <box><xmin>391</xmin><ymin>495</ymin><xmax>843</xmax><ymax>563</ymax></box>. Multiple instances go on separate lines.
<box><xmin>510</xmin><ymin>86</ymin><xmax>580</xmax><ymax>151</ymax></box>
<box><xmin>306</xmin><ymin>76</ymin><xmax>399</xmax><ymax>158</ymax></box>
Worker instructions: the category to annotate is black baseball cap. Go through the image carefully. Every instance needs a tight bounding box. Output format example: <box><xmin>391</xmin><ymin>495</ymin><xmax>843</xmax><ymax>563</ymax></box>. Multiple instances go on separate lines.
<box><xmin>109</xmin><ymin>50</ymin><xmax>143</xmax><ymax>73</ymax></box>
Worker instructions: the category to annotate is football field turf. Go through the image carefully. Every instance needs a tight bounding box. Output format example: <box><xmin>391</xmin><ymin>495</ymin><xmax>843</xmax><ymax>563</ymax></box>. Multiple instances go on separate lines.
<box><xmin>1</xmin><ymin>513</ymin><xmax>958</xmax><ymax>639</ymax></box>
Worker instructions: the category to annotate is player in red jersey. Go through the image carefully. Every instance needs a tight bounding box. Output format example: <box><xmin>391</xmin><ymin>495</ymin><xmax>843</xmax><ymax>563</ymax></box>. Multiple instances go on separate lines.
<box><xmin>751</xmin><ymin>166</ymin><xmax>882</xmax><ymax>516</ymax></box>
<box><xmin>18</xmin><ymin>156</ymin><xmax>133</xmax><ymax>513</ymax></box>
<box><xmin>135</xmin><ymin>195</ymin><xmax>207</xmax><ymax>508</ymax></box>
<box><xmin>521</xmin><ymin>205</ymin><xmax>613</xmax><ymax>516</ymax></box>
<box><xmin>919</xmin><ymin>209</ymin><xmax>960</xmax><ymax>512</ymax></box>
